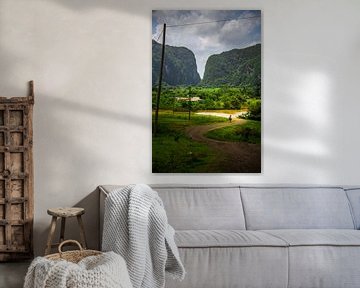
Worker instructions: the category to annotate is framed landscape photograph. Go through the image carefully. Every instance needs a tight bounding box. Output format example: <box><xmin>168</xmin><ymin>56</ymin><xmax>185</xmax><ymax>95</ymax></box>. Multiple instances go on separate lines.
<box><xmin>152</xmin><ymin>10</ymin><xmax>261</xmax><ymax>173</ymax></box>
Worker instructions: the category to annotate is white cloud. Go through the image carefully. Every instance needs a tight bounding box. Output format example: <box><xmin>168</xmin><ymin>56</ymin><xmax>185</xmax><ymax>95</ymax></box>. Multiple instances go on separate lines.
<box><xmin>152</xmin><ymin>10</ymin><xmax>261</xmax><ymax>78</ymax></box>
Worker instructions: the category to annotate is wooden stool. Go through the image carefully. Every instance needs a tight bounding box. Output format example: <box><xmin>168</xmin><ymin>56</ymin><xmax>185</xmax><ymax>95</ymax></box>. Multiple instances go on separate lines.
<box><xmin>45</xmin><ymin>207</ymin><xmax>87</xmax><ymax>255</ymax></box>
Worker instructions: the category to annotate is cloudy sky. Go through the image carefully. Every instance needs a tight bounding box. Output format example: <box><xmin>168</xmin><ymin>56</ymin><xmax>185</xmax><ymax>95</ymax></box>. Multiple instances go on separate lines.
<box><xmin>152</xmin><ymin>10</ymin><xmax>261</xmax><ymax>78</ymax></box>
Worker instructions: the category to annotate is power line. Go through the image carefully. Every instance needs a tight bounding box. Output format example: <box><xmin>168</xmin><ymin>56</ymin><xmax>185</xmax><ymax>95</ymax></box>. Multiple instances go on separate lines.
<box><xmin>156</xmin><ymin>28</ymin><xmax>164</xmax><ymax>42</ymax></box>
<box><xmin>167</xmin><ymin>15</ymin><xmax>260</xmax><ymax>28</ymax></box>
<box><xmin>152</xmin><ymin>28</ymin><xmax>164</xmax><ymax>43</ymax></box>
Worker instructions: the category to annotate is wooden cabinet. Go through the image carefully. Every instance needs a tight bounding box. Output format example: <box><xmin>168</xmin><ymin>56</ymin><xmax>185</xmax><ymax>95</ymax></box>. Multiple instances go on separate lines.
<box><xmin>0</xmin><ymin>81</ymin><xmax>34</xmax><ymax>261</ymax></box>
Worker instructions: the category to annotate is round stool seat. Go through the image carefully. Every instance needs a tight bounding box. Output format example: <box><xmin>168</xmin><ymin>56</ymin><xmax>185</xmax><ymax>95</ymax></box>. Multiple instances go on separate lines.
<box><xmin>47</xmin><ymin>207</ymin><xmax>85</xmax><ymax>218</ymax></box>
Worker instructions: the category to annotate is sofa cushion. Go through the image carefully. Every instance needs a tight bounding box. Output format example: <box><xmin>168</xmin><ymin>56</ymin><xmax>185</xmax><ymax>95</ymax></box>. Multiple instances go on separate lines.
<box><xmin>153</xmin><ymin>186</ymin><xmax>246</xmax><ymax>230</ymax></box>
<box><xmin>175</xmin><ymin>230</ymin><xmax>288</xmax><ymax>248</ymax></box>
<box><xmin>241</xmin><ymin>186</ymin><xmax>355</xmax><ymax>230</ymax></box>
<box><xmin>288</xmin><ymin>246</ymin><xmax>360</xmax><ymax>288</ymax></box>
<box><xmin>165</xmin><ymin>247</ymin><xmax>288</xmax><ymax>288</ymax></box>
<box><xmin>261</xmin><ymin>230</ymin><xmax>360</xmax><ymax>288</ymax></box>
<box><xmin>345</xmin><ymin>188</ymin><xmax>360</xmax><ymax>229</ymax></box>
<box><xmin>100</xmin><ymin>185</ymin><xmax>246</xmax><ymax>230</ymax></box>
<box><xmin>262</xmin><ymin>229</ymin><xmax>360</xmax><ymax>246</ymax></box>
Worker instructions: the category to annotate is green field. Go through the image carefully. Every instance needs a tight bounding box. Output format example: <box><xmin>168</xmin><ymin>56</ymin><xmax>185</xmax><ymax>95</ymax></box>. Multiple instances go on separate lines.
<box><xmin>205</xmin><ymin>121</ymin><xmax>261</xmax><ymax>144</ymax></box>
<box><xmin>152</xmin><ymin>86</ymin><xmax>261</xmax><ymax>173</ymax></box>
<box><xmin>152</xmin><ymin>111</ymin><xmax>226</xmax><ymax>173</ymax></box>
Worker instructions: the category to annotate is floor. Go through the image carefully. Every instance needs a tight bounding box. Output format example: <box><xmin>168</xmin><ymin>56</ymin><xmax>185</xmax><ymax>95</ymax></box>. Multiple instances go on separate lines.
<box><xmin>0</xmin><ymin>261</ymin><xmax>30</xmax><ymax>288</ymax></box>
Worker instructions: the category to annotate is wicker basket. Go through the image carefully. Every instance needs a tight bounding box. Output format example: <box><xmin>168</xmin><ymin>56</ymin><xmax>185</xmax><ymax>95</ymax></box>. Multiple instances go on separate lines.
<box><xmin>45</xmin><ymin>240</ymin><xmax>102</xmax><ymax>263</ymax></box>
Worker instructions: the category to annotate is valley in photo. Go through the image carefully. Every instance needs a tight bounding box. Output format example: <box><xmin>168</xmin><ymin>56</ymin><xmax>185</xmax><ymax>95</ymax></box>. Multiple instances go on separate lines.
<box><xmin>152</xmin><ymin>10</ymin><xmax>261</xmax><ymax>173</ymax></box>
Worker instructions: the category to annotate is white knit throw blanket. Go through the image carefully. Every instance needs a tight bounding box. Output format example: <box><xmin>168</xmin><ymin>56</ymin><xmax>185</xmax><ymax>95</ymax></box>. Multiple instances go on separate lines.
<box><xmin>102</xmin><ymin>184</ymin><xmax>185</xmax><ymax>288</ymax></box>
<box><xmin>24</xmin><ymin>252</ymin><xmax>133</xmax><ymax>288</ymax></box>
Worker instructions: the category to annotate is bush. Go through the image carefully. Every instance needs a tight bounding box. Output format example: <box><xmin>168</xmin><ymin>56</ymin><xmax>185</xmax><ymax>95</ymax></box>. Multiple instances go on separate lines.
<box><xmin>239</xmin><ymin>99</ymin><xmax>261</xmax><ymax>120</ymax></box>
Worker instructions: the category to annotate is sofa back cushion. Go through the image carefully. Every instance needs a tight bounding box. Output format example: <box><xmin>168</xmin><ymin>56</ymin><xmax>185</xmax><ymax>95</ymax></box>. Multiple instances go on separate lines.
<box><xmin>240</xmin><ymin>186</ymin><xmax>355</xmax><ymax>230</ymax></box>
<box><xmin>344</xmin><ymin>188</ymin><xmax>360</xmax><ymax>229</ymax></box>
<box><xmin>153</xmin><ymin>185</ymin><xmax>246</xmax><ymax>230</ymax></box>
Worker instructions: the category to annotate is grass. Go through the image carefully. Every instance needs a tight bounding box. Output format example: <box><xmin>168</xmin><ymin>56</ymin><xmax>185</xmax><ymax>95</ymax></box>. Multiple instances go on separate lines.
<box><xmin>152</xmin><ymin>110</ymin><xmax>226</xmax><ymax>173</ymax></box>
<box><xmin>155</xmin><ymin>110</ymin><xmax>227</xmax><ymax>125</ymax></box>
<box><xmin>197</xmin><ymin>109</ymin><xmax>246</xmax><ymax>114</ymax></box>
<box><xmin>205</xmin><ymin>120</ymin><xmax>261</xmax><ymax>144</ymax></box>
<box><xmin>152</xmin><ymin>134</ymin><xmax>218</xmax><ymax>173</ymax></box>
<box><xmin>153</xmin><ymin>110</ymin><xmax>226</xmax><ymax>141</ymax></box>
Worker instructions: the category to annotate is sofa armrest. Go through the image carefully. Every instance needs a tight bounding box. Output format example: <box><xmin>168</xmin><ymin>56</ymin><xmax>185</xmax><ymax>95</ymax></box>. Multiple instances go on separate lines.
<box><xmin>98</xmin><ymin>186</ymin><xmax>109</xmax><ymax>250</ymax></box>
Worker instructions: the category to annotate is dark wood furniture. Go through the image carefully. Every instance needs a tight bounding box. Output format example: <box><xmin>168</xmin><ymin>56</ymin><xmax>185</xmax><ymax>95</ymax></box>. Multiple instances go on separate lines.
<box><xmin>0</xmin><ymin>81</ymin><xmax>34</xmax><ymax>261</ymax></box>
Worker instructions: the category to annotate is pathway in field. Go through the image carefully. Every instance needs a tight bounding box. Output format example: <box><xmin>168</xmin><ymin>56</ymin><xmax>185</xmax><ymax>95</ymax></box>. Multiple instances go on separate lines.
<box><xmin>196</xmin><ymin>111</ymin><xmax>247</xmax><ymax>118</ymax></box>
<box><xmin>186</xmin><ymin>117</ymin><xmax>261</xmax><ymax>173</ymax></box>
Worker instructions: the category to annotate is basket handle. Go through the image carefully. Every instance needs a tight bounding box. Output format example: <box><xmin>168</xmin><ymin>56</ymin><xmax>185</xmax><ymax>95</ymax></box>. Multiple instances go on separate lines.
<box><xmin>58</xmin><ymin>240</ymin><xmax>83</xmax><ymax>255</ymax></box>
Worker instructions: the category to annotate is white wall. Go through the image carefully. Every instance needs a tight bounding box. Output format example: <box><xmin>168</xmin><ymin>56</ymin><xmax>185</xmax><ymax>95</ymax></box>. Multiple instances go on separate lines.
<box><xmin>0</xmin><ymin>0</ymin><xmax>359</xmax><ymax>255</ymax></box>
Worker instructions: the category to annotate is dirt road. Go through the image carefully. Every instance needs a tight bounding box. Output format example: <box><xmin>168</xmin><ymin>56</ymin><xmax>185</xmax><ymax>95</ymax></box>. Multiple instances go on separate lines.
<box><xmin>186</xmin><ymin>119</ymin><xmax>261</xmax><ymax>173</ymax></box>
<box><xmin>196</xmin><ymin>111</ymin><xmax>247</xmax><ymax>118</ymax></box>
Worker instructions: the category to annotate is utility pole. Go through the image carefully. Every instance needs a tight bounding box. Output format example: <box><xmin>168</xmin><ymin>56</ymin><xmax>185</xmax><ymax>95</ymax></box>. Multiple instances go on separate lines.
<box><xmin>173</xmin><ymin>93</ymin><xmax>175</xmax><ymax>115</ymax></box>
<box><xmin>188</xmin><ymin>87</ymin><xmax>191</xmax><ymax>120</ymax></box>
<box><xmin>154</xmin><ymin>23</ymin><xmax>166</xmax><ymax>136</ymax></box>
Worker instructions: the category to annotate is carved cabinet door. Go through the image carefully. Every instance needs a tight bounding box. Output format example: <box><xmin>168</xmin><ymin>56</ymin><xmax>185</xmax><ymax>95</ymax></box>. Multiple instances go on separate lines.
<box><xmin>0</xmin><ymin>90</ymin><xmax>34</xmax><ymax>261</ymax></box>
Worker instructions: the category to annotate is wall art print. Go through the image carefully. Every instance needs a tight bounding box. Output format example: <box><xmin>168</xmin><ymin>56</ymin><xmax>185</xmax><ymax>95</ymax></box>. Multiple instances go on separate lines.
<box><xmin>152</xmin><ymin>10</ymin><xmax>261</xmax><ymax>173</ymax></box>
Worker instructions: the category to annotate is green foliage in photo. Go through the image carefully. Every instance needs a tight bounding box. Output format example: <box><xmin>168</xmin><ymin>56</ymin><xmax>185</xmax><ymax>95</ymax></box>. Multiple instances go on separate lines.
<box><xmin>205</xmin><ymin>120</ymin><xmax>261</xmax><ymax>144</ymax></box>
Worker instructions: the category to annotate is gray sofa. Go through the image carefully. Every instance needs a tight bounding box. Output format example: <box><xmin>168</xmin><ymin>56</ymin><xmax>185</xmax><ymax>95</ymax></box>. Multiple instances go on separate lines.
<box><xmin>99</xmin><ymin>185</ymin><xmax>360</xmax><ymax>288</ymax></box>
